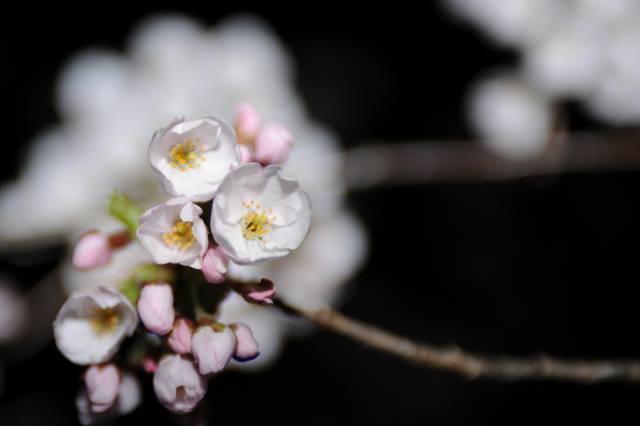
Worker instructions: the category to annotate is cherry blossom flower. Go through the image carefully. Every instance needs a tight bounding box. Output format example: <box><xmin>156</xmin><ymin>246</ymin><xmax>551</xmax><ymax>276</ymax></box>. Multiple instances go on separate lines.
<box><xmin>149</xmin><ymin>116</ymin><xmax>239</xmax><ymax>201</ymax></box>
<box><xmin>137</xmin><ymin>198</ymin><xmax>208</xmax><ymax>269</ymax></box>
<box><xmin>54</xmin><ymin>287</ymin><xmax>138</xmax><ymax>365</ymax></box>
<box><xmin>191</xmin><ymin>325</ymin><xmax>237</xmax><ymax>375</ymax></box>
<box><xmin>211</xmin><ymin>163</ymin><xmax>312</xmax><ymax>264</ymax></box>
<box><xmin>153</xmin><ymin>355</ymin><xmax>207</xmax><ymax>413</ymax></box>
<box><xmin>137</xmin><ymin>283</ymin><xmax>175</xmax><ymax>335</ymax></box>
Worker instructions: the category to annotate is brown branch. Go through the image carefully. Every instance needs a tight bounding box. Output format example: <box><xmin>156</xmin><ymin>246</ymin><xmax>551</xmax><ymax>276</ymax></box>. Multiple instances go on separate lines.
<box><xmin>344</xmin><ymin>130</ymin><xmax>640</xmax><ymax>189</ymax></box>
<box><xmin>274</xmin><ymin>298</ymin><xmax>640</xmax><ymax>383</ymax></box>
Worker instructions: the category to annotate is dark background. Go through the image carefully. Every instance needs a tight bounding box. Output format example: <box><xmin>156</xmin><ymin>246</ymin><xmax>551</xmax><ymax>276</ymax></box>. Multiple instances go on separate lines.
<box><xmin>1</xmin><ymin>3</ymin><xmax>640</xmax><ymax>425</ymax></box>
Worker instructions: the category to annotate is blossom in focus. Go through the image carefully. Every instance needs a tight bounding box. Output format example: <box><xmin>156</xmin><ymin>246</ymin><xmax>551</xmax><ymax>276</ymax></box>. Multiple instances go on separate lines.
<box><xmin>211</xmin><ymin>163</ymin><xmax>312</xmax><ymax>264</ymax></box>
<box><xmin>149</xmin><ymin>116</ymin><xmax>239</xmax><ymax>201</ymax></box>
<box><xmin>167</xmin><ymin>317</ymin><xmax>194</xmax><ymax>355</ymax></box>
<box><xmin>191</xmin><ymin>325</ymin><xmax>237</xmax><ymax>375</ymax></box>
<box><xmin>153</xmin><ymin>355</ymin><xmax>207</xmax><ymax>413</ymax></box>
<box><xmin>137</xmin><ymin>198</ymin><xmax>208</xmax><ymax>269</ymax></box>
<box><xmin>137</xmin><ymin>283</ymin><xmax>175</xmax><ymax>335</ymax></box>
<box><xmin>77</xmin><ymin>372</ymin><xmax>141</xmax><ymax>425</ymax></box>
<box><xmin>84</xmin><ymin>364</ymin><xmax>120</xmax><ymax>413</ymax></box>
<box><xmin>201</xmin><ymin>244</ymin><xmax>229</xmax><ymax>284</ymax></box>
<box><xmin>53</xmin><ymin>286</ymin><xmax>138</xmax><ymax>365</ymax></box>
<box><xmin>72</xmin><ymin>231</ymin><xmax>112</xmax><ymax>270</ymax></box>
<box><xmin>231</xmin><ymin>323</ymin><xmax>260</xmax><ymax>361</ymax></box>
<box><xmin>3</xmin><ymin>15</ymin><xmax>367</xmax><ymax>373</ymax></box>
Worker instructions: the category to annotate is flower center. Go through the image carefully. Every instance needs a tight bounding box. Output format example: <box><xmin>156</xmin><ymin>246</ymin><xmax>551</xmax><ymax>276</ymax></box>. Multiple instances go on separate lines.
<box><xmin>242</xmin><ymin>201</ymin><xmax>274</xmax><ymax>241</ymax></box>
<box><xmin>169</xmin><ymin>139</ymin><xmax>203</xmax><ymax>171</ymax></box>
<box><xmin>90</xmin><ymin>307</ymin><xmax>121</xmax><ymax>335</ymax></box>
<box><xmin>163</xmin><ymin>221</ymin><xmax>195</xmax><ymax>250</ymax></box>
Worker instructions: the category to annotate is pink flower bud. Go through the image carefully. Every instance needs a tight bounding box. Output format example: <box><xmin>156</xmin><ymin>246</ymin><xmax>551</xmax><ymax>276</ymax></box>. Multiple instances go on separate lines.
<box><xmin>254</xmin><ymin>123</ymin><xmax>292</xmax><ymax>165</ymax></box>
<box><xmin>235</xmin><ymin>103</ymin><xmax>262</xmax><ymax>145</ymax></box>
<box><xmin>84</xmin><ymin>364</ymin><xmax>120</xmax><ymax>413</ymax></box>
<box><xmin>231</xmin><ymin>323</ymin><xmax>260</xmax><ymax>362</ymax></box>
<box><xmin>137</xmin><ymin>283</ymin><xmax>175</xmax><ymax>335</ymax></box>
<box><xmin>236</xmin><ymin>144</ymin><xmax>253</xmax><ymax>164</ymax></box>
<box><xmin>191</xmin><ymin>325</ymin><xmax>237</xmax><ymax>375</ymax></box>
<box><xmin>235</xmin><ymin>278</ymin><xmax>277</xmax><ymax>305</ymax></box>
<box><xmin>143</xmin><ymin>357</ymin><xmax>158</xmax><ymax>373</ymax></box>
<box><xmin>73</xmin><ymin>231</ymin><xmax>112</xmax><ymax>270</ymax></box>
<box><xmin>167</xmin><ymin>317</ymin><xmax>194</xmax><ymax>355</ymax></box>
<box><xmin>201</xmin><ymin>245</ymin><xmax>229</xmax><ymax>284</ymax></box>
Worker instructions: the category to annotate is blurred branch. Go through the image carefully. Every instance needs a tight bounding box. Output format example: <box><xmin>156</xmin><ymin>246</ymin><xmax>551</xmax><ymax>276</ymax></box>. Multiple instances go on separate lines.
<box><xmin>275</xmin><ymin>298</ymin><xmax>640</xmax><ymax>383</ymax></box>
<box><xmin>344</xmin><ymin>130</ymin><xmax>640</xmax><ymax>189</ymax></box>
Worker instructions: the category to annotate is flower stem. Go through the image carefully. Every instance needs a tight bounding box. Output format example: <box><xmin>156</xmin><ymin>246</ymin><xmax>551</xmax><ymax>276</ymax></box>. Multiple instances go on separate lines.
<box><xmin>273</xmin><ymin>297</ymin><xmax>640</xmax><ymax>383</ymax></box>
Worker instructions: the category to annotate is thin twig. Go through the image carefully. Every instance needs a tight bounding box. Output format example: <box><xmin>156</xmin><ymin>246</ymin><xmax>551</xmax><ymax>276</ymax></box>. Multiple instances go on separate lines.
<box><xmin>344</xmin><ymin>130</ymin><xmax>640</xmax><ymax>189</ymax></box>
<box><xmin>274</xmin><ymin>298</ymin><xmax>640</xmax><ymax>383</ymax></box>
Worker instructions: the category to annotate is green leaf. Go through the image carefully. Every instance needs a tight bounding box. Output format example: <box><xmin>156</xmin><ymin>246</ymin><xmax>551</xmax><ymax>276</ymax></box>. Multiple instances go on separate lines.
<box><xmin>119</xmin><ymin>277</ymin><xmax>141</xmax><ymax>305</ymax></box>
<box><xmin>119</xmin><ymin>264</ymin><xmax>175</xmax><ymax>304</ymax></box>
<box><xmin>108</xmin><ymin>190</ymin><xmax>142</xmax><ymax>237</ymax></box>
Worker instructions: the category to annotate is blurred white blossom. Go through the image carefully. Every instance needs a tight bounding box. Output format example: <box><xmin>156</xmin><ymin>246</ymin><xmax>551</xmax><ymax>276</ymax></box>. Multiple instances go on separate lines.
<box><xmin>469</xmin><ymin>73</ymin><xmax>553</xmax><ymax>160</ymax></box>
<box><xmin>444</xmin><ymin>0</ymin><xmax>640</xmax><ymax>158</ymax></box>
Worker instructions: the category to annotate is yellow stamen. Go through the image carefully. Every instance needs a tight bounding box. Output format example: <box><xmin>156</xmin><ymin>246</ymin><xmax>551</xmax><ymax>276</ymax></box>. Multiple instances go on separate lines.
<box><xmin>90</xmin><ymin>307</ymin><xmax>120</xmax><ymax>335</ymax></box>
<box><xmin>163</xmin><ymin>221</ymin><xmax>195</xmax><ymax>250</ymax></box>
<box><xmin>242</xmin><ymin>201</ymin><xmax>275</xmax><ymax>241</ymax></box>
<box><xmin>169</xmin><ymin>139</ymin><xmax>203</xmax><ymax>171</ymax></box>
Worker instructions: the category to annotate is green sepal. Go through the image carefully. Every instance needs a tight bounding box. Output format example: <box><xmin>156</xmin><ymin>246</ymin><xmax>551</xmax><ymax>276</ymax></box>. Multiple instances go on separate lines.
<box><xmin>108</xmin><ymin>190</ymin><xmax>141</xmax><ymax>237</ymax></box>
<box><xmin>119</xmin><ymin>264</ymin><xmax>175</xmax><ymax>304</ymax></box>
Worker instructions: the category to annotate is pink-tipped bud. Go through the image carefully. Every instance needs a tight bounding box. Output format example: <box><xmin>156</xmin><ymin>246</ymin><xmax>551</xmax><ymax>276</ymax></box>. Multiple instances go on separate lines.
<box><xmin>73</xmin><ymin>231</ymin><xmax>112</xmax><ymax>270</ymax></box>
<box><xmin>235</xmin><ymin>103</ymin><xmax>262</xmax><ymax>145</ymax></box>
<box><xmin>143</xmin><ymin>357</ymin><xmax>158</xmax><ymax>373</ymax></box>
<box><xmin>191</xmin><ymin>325</ymin><xmax>237</xmax><ymax>375</ymax></box>
<box><xmin>235</xmin><ymin>278</ymin><xmax>276</xmax><ymax>305</ymax></box>
<box><xmin>231</xmin><ymin>323</ymin><xmax>260</xmax><ymax>362</ymax></box>
<box><xmin>167</xmin><ymin>317</ymin><xmax>194</xmax><ymax>355</ymax></box>
<box><xmin>236</xmin><ymin>144</ymin><xmax>253</xmax><ymax>164</ymax></box>
<box><xmin>84</xmin><ymin>364</ymin><xmax>120</xmax><ymax>413</ymax></box>
<box><xmin>137</xmin><ymin>283</ymin><xmax>175</xmax><ymax>335</ymax></box>
<box><xmin>254</xmin><ymin>123</ymin><xmax>292</xmax><ymax>165</ymax></box>
<box><xmin>201</xmin><ymin>245</ymin><xmax>229</xmax><ymax>284</ymax></box>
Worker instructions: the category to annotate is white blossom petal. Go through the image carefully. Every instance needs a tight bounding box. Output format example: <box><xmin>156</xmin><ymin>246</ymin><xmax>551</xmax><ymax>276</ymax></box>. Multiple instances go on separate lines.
<box><xmin>54</xmin><ymin>287</ymin><xmax>138</xmax><ymax>365</ymax></box>
<box><xmin>211</xmin><ymin>163</ymin><xmax>312</xmax><ymax>264</ymax></box>
<box><xmin>149</xmin><ymin>116</ymin><xmax>239</xmax><ymax>201</ymax></box>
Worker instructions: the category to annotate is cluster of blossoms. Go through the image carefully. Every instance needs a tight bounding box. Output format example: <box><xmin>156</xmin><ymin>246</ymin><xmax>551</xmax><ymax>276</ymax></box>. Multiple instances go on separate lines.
<box><xmin>53</xmin><ymin>106</ymin><xmax>311</xmax><ymax>419</ymax></box>
<box><xmin>444</xmin><ymin>0</ymin><xmax>640</xmax><ymax>159</ymax></box>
